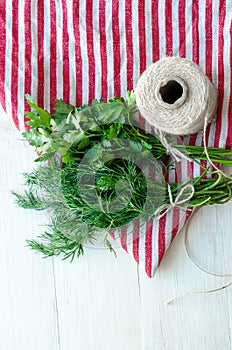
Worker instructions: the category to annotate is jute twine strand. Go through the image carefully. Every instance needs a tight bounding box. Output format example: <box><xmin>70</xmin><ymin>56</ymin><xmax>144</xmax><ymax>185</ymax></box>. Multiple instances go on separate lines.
<box><xmin>154</xmin><ymin>127</ymin><xmax>193</xmax><ymax>162</ymax></box>
<box><xmin>166</xmin><ymin>208</ymin><xmax>232</xmax><ymax>305</ymax></box>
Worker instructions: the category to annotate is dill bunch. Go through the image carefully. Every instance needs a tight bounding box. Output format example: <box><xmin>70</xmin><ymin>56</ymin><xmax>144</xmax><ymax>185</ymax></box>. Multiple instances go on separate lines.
<box><xmin>13</xmin><ymin>159</ymin><xmax>232</xmax><ymax>261</ymax></box>
<box><xmin>13</xmin><ymin>159</ymin><xmax>166</xmax><ymax>256</ymax></box>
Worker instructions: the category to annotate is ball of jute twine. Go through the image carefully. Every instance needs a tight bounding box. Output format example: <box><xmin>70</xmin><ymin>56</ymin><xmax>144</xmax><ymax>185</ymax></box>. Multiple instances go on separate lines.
<box><xmin>136</xmin><ymin>57</ymin><xmax>218</xmax><ymax>135</ymax></box>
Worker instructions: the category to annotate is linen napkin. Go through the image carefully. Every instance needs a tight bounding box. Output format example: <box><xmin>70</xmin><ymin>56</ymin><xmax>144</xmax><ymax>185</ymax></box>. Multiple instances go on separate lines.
<box><xmin>0</xmin><ymin>0</ymin><xmax>231</xmax><ymax>277</ymax></box>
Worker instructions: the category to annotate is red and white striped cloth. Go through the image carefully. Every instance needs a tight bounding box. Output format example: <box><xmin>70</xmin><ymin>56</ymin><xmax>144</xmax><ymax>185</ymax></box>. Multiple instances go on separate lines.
<box><xmin>0</xmin><ymin>0</ymin><xmax>231</xmax><ymax>277</ymax></box>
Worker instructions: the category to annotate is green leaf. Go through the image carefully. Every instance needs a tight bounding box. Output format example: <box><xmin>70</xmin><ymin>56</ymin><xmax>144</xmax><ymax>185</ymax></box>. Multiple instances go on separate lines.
<box><xmin>62</xmin><ymin>153</ymin><xmax>74</xmax><ymax>164</ymax></box>
<box><xmin>130</xmin><ymin>141</ymin><xmax>142</xmax><ymax>153</ymax></box>
<box><xmin>104</xmin><ymin>124</ymin><xmax>120</xmax><ymax>139</ymax></box>
<box><xmin>77</xmin><ymin>137</ymin><xmax>90</xmax><ymax>150</ymax></box>
<box><xmin>93</xmin><ymin>102</ymin><xmax>126</xmax><ymax>124</ymax></box>
<box><xmin>25</xmin><ymin>94</ymin><xmax>51</xmax><ymax>128</ymax></box>
<box><xmin>75</xmin><ymin>107</ymin><xmax>99</xmax><ymax>131</ymax></box>
<box><xmin>34</xmin><ymin>152</ymin><xmax>53</xmax><ymax>162</ymax></box>
<box><xmin>92</xmin><ymin>98</ymin><xmax>104</xmax><ymax>105</ymax></box>
<box><xmin>53</xmin><ymin>113</ymin><xmax>69</xmax><ymax>125</ymax></box>
<box><xmin>47</xmin><ymin>139</ymin><xmax>70</xmax><ymax>156</ymax></box>
<box><xmin>126</xmin><ymin>90</ymin><xmax>136</xmax><ymax>106</ymax></box>
<box><xmin>54</xmin><ymin>99</ymin><xmax>75</xmax><ymax>114</ymax></box>
<box><xmin>63</xmin><ymin>130</ymin><xmax>86</xmax><ymax>146</ymax></box>
<box><xmin>22</xmin><ymin>130</ymin><xmax>49</xmax><ymax>147</ymax></box>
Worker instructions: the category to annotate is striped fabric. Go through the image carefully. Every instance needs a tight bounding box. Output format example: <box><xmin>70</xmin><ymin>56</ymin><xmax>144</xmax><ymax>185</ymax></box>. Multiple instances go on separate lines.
<box><xmin>0</xmin><ymin>0</ymin><xmax>231</xmax><ymax>277</ymax></box>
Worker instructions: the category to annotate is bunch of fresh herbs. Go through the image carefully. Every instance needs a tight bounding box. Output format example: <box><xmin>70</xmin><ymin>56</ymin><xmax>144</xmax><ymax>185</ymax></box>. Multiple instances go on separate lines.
<box><xmin>12</xmin><ymin>92</ymin><xmax>232</xmax><ymax>261</ymax></box>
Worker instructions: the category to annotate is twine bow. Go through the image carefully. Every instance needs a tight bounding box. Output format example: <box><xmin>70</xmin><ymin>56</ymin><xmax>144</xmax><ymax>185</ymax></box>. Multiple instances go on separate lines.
<box><xmin>154</xmin><ymin>183</ymin><xmax>195</xmax><ymax>219</ymax></box>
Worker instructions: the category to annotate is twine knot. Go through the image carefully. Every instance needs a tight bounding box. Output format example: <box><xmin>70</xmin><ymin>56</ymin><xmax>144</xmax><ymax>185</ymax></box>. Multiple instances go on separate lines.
<box><xmin>155</xmin><ymin>128</ymin><xmax>193</xmax><ymax>162</ymax></box>
<box><xmin>154</xmin><ymin>183</ymin><xmax>195</xmax><ymax>219</ymax></box>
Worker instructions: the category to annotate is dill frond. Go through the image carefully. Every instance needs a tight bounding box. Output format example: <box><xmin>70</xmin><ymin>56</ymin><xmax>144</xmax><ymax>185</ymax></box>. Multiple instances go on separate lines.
<box><xmin>11</xmin><ymin>189</ymin><xmax>44</xmax><ymax>210</ymax></box>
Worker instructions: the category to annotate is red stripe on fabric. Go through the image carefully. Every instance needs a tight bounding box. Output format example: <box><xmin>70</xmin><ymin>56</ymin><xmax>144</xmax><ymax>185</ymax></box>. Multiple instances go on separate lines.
<box><xmin>214</xmin><ymin>0</ymin><xmax>226</xmax><ymax>148</ymax></box>
<box><xmin>174</xmin><ymin>156</ymin><xmax>182</xmax><ymax>183</ymax></box>
<box><xmin>61</xmin><ymin>0</ymin><xmax>70</xmax><ymax>103</ymax></box>
<box><xmin>73</xmin><ymin>1</ymin><xmax>82</xmax><ymax>106</ymax></box>
<box><xmin>0</xmin><ymin>0</ymin><xmax>6</xmax><ymax>112</ymax></box>
<box><xmin>165</xmin><ymin>0</ymin><xmax>173</xmax><ymax>56</ymax></box>
<box><xmin>132</xmin><ymin>219</ymin><xmax>140</xmax><ymax>264</ymax></box>
<box><xmin>152</xmin><ymin>0</ymin><xmax>159</xmax><ymax>62</ymax></box>
<box><xmin>205</xmin><ymin>0</ymin><xmax>213</xmax><ymax>81</ymax></box>
<box><xmin>49</xmin><ymin>0</ymin><xmax>57</xmax><ymax>113</ymax></box>
<box><xmin>138</xmin><ymin>0</ymin><xmax>146</xmax><ymax>73</ymax></box>
<box><xmin>171</xmin><ymin>207</ymin><xmax>180</xmax><ymax>242</ymax></box>
<box><xmin>145</xmin><ymin>220</ymin><xmax>153</xmax><ymax>277</ymax></box>
<box><xmin>120</xmin><ymin>226</ymin><xmax>128</xmax><ymax>252</ymax></box>
<box><xmin>11</xmin><ymin>0</ymin><xmax>19</xmax><ymax>128</ymax></box>
<box><xmin>184</xmin><ymin>209</ymin><xmax>193</xmax><ymax>224</ymax></box>
<box><xmin>158</xmin><ymin>215</ymin><xmax>166</xmax><ymax>266</ymax></box>
<box><xmin>178</xmin><ymin>0</ymin><xmax>186</xmax><ymax>57</ymax></box>
<box><xmin>139</xmin><ymin>113</ymin><xmax>146</xmax><ymax>131</ymax></box>
<box><xmin>99</xmin><ymin>0</ymin><xmax>108</xmax><ymax>101</ymax></box>
<box><xmin>187</xmin><ymin>136</ymin><xmax>197</xmax><ymax>178</ymax></box>
<box><xmin>37</xmin><ymin>0</ymin><xmax>44</xmax><ymax>107</ymax></box>
<box><xmin>24</xmin><ymin>0</ymin><xmax>32</xmax><ymax>129</ymax></box>
<box><xmin>187</xmin><ymin>158</ymin><xmax>194</xmax><ymax>178</ymax></box>
<box><xmin>226</xmin><ymin>21</ymin><xmax>232</xmax><ymax>148</ymax></box>
<box><xmin>109</xmin><ymin>229</ymin><xmax>116</xmax><ymax>240</ymax></box>
<box><xmin>86</xmin><ymin>0</ymin><xmax>95</xmax><ymax>103</ymax></box>
<box><xmin>125</xmin><ymin>0</ymin><xmax>133</xmax><ymax>90</ymax></box>
<box><xmin>112</xmin><ymin>0</ymin><xmax>120</xmax><ymax>96</ymax></box>
<box><xmin>192</xmin><ymin>0</ymin><xmax>199</xmax><ymax>64</ymax></box>
<box><xmin>201</xmin><ymin>0</ymin><xmax>213</xmax><ymax>171</ymax></box>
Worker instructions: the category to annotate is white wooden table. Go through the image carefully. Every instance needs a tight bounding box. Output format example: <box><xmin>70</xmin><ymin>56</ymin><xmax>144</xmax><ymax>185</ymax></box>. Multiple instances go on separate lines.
<box><xmin>0</xmin><ymin>108</ymin><xmax>231</xmax><ymax>350</ymax></box>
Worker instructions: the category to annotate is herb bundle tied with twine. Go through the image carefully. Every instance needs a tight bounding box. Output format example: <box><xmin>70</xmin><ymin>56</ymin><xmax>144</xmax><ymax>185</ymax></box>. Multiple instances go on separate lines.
<box><xmin>12</xmin><ymin>92</ymin><xmax>232</xmax><ymax>261</ymax></box>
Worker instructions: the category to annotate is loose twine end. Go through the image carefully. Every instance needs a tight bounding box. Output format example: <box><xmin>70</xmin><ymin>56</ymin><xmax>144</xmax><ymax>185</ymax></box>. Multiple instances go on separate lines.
<box><xmin>165</xmin><ymin>281</ymin><xmax>232</xmax><ymax>305</ymax></box>
<box><xmin>165</xmin><ymin>208</ymin><xmax>232</xmax><ymax>305</ymax></box>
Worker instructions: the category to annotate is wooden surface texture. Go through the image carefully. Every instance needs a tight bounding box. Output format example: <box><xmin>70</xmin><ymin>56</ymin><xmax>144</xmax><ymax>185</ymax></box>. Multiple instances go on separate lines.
<box><xmin>0</xmin><ymin>108</ymin><xmax>231</xmax><ymax>350</ymax></box>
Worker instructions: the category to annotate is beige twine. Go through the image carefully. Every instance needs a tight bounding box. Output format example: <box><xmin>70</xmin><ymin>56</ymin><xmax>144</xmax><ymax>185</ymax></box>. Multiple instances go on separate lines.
<box><xmin>154</xmin><ymin>183</ymin><xmax>194</xmax><ymax>219</ymax></box>
<box><xmin>165</xmin><ymin>208</ymin><xmax>232</xmax><ymax>305</ymax></box>
<box><xmin>154</xmin><ymin>127</ymin><xmax>193</xmax><ymax>162</ymax></box>
<box><xmin>136</xmin><ymin>57</ymin><xmax>218</xmax><ymax>135</ymax></box>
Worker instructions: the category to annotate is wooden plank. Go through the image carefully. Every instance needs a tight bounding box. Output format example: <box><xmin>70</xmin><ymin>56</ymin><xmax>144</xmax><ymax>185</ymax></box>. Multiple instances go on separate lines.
<box><xmin>0</xmin><ymin>109</ymin><xmax>143</xmax><ymax>350</ymax></box>
<box><xmin>138</xmin><ymin>204</ymin><xmax>232</xmax><ymax>350</ymax></box>
<box><xmin>53</xmin><ymin>247</ymin><xmax>143</xmax><ymax>350</ymax></box>
<box><xmin>0</xmin><ymin>120</ymin><xmax>60</xmax><ymax>350</ymax></box>
<box><xmin>1</xmin><ymin>106</ymin><xmax>232</xmax><ymax>350</ymax></box>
